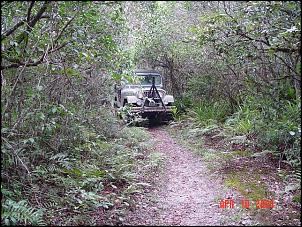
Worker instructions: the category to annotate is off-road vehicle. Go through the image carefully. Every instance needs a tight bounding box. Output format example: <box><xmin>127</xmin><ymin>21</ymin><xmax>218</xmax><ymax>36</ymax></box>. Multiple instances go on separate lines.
<box><xmin>113</xmin><ymin>69</ymin><xmax>176</xmax><ymax>123</ymax></box>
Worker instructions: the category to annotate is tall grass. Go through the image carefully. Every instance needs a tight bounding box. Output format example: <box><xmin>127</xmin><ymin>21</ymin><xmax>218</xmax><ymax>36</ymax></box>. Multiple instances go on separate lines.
<box><xmin>190</xmin><ymin>101</ymin><xmax>232</xmax><ymax>125</ymax></box>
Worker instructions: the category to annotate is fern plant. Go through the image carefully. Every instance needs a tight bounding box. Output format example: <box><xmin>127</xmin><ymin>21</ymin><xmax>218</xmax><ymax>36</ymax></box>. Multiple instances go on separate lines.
<box><xmin>2</xmin><ymin>199</ymin><xmax>46</xmax><ymax>226</ymax></box>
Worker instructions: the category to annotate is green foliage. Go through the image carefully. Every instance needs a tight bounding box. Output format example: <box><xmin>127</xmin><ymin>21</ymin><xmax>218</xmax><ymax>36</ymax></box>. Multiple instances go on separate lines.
<box><xmin>253</xmin><ymin>98</ymin><xmax>301</xmax><ymax>166</ymax></box>
<box><xmin>173</xmin><ymin>93</ymin><xmax>192</xmax><ymax>114</ymax></box>
<box><xmin>1</xmin><ymin>111</ymin><xmax>160</xmax><ymax>225</ymax></box>
<box><xmin>190</xmin><ymin>101</ymin><xmax>231</xmax><ymax>125</ymax></box>
<box><xmin>223</xmin><ymin>95</ymin><xmax>301</xmax><ymax>169</ymax></box>
<box><xmin>224</xmin><ymin>98</ymin><xmax>261</xmax><ymax>135</ymax></box>
<box><xmin>1</xmin><ymin>2</ymin><xmax>163</xmax><ymax>225</ymax></box>
<box><xmin>1</xmin><ymin>199</ymin><xmax>45</xmax><ymax>226</ymax></box>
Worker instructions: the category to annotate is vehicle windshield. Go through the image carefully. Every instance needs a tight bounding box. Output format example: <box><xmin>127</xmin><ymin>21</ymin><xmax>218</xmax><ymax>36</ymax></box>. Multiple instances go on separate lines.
<box><xmin>138</xmin><ymin>74</ymin><xmax>162</xmax><ymax>85</ymax></box>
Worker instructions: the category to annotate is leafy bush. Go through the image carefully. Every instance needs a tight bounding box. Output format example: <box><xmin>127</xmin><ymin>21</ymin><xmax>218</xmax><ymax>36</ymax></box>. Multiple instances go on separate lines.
<box><xmin>190</xmin><ymin>101</ymin><xmax>231</xmax><ymax>125</ymax></box>
<box><xmin>1</xmin><ymin>102</ymin><xmax>162</xmax><ymax>225</ymax></box>
<box><xmin>224</xmin><ymin>97</ymin><xmax>261</xmax><ymax>135</ymax></box>
<box><xmin>254</xmin><ymin>98</ymin><xmax>301</xmax><ymax>165</ymax></box>
<box><xmin>223</xmin><ymin>95</ymin><xmax>301</xmax><ymax>169</ymax></box>
<box><xmin>173</xmin><ymin>93</ymin><xmax>193</xmax><ymax>114</ymax></box>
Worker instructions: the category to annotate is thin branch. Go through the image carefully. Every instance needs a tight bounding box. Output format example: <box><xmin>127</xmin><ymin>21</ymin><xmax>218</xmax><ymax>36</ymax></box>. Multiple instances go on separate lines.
<box><xmin>54</xmin><ymin>9</ymin><xmax>80</xmax><ymax>45</ymax></box>
<box><xmin>1</xmin><ymin>15</ymin><xmax>50</xmax><ymax>41</ymax></box>
<box><xmin>27</xmin><ymin>1</ymin><xmax>36</xmax><ymax>23</ymax></box>
<box><xmin>240</xmin><ymin>33</ymin><xmax>270</xmax><ymax>46</ymax></box>
<box><xmin>1</xmin><ymin>20</ymin><xmax>26</xmax><ymax>40</ymax></box>
<box><xmin>273</xmin><ymin>52</ymin><xmax>300</xmax><ymax>77</ymax></box>
<box><xmin>18</xmin><ymin>1</ymin><xmax>51</xmax><ymax>44</ymax></box>
<box><xmin>1</xmin><ymin>39</ymin><xmax>72</xmax><ymax>70</ymax></box>
<box><xmin>28</xmin><ymin>1</ymin><xmax>51</xmax><ymax>28</ymax></box>
<box><xmin>268</xmin><ymin>47</ymin><xmax>299</xmax><ymax>54</ymax></box>
<box><xmin>2</xmin><ymin>137</ymin><xmax>31</xmax><ymax>175</ymax></box>
<box><xmin>62</xmin><ymin>62</ymin><xmax>78</xmax><ymax>97</ymax></box>
<box><xmin>223</xmin><ymin>1</ymin><xmax>234</xmax><ymax>20</ymax></box>
<box><xmin>11</xmin><ymin>101</ymin><xmax>36</xmax><ymax>131</ymax></box>
<box><xmin>48</xmin><ymin>40</ymin><xmax>71</xmax><ymax>54</ymax></box>
<box><xmin>226</xmin><ymin>64</ymin><xmax>238</xmax><ymax>78</ymax></box>
<box><xmin>1</xmin><ymin>57</ymin><xmax>44</xmax><ymax>70</ymax></box>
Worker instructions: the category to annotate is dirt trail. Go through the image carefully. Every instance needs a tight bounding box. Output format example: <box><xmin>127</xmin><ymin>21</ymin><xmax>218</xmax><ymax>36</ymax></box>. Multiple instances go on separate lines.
<box><xmin>125</xmin><ymin>127</ymin><xmax>257</xmax><ymax>226</ymax></box>
<box><xmin>149</xmin><ymin>128</ymin><xmax>229</xmax><ymax>225</ymax></box>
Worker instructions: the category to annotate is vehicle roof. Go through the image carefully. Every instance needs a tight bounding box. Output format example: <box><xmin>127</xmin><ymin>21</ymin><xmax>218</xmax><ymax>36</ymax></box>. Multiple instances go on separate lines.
<box><xmin>134</xmin><ymin>69</ymin><xmax>161</xmax><ymax>74</ymax></box>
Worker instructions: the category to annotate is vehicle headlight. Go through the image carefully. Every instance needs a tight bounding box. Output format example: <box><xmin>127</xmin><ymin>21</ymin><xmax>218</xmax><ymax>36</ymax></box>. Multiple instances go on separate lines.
<box><xmin>159</xmin><ymin>91</ymin><xmax>165</xmax><ymax>98</ymax></box>
<box><xmin>136</xmin><ymin>99</ymin><xmax>143</xmax><ymax>106</ymax></box>
<box><xmin>136</xmin><ymin>91</ymin><xmax>144</xmax><ymax>99</ymax></box>
<box><xmin>123</xmin><ymin>91</ymin><xmax>135</xmax><ymax>96</ymax></box>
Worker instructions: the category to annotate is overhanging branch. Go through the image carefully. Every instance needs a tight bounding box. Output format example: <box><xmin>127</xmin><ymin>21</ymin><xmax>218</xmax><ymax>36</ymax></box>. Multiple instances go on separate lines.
<box><xmin>1</xmin><ymin>1</ymin><xmax>51</xmax><ymax>42</ymax></box>
<box><xmin>1</xmin><ymin>40</ymin><xmax>72</xmax><ymax>70</ymax></box>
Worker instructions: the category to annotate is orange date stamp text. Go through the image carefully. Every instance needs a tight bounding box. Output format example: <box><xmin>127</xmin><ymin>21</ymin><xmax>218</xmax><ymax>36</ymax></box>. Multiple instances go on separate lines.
<box><xmin>219</xmin><ymin>199</ymin><xmax>274</xmax><ymax>209</ymax></box>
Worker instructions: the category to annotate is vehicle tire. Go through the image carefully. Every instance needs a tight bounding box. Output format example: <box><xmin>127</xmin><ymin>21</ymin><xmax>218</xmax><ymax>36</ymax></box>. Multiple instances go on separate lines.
<box><xmin>148</xmin><ymin>115</ymin><xmax>163</xmax><ymax>127</ymax></box>
<box><xmin>123</xmin><ymin>99</ymin><xmax>128</xmax><ymax>106</ymax></box>
<box><xmin>114</xmin><ymin>98</ymin><xmax>119</xmax><ymax>108</ymax></box>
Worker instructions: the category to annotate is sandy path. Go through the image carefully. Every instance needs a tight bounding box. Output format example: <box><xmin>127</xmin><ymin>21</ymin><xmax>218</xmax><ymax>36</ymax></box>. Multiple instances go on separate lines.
<box><xmin>148</xmin><ymin>128</ymin><xmax>233</xmax><ymax>225</ymax></box>
<box><xmin>124</xmin><ymin>127</ymin><xmax>256</xmax><ymax>226</ymax></box>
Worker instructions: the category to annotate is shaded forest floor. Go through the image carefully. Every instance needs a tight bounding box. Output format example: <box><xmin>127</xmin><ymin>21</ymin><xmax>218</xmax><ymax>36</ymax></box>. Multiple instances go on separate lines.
<box><xmin>122</xmin><ymin>122</ymin><xmax>301</xmax><ymax>226</ymax></box>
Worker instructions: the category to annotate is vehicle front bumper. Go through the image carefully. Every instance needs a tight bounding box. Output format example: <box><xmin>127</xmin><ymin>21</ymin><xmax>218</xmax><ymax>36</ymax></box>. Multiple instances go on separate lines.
<box><xmin>130</xmin><ymin>106</ymin><xmax>176</xmax><ymax>113</ymax></box>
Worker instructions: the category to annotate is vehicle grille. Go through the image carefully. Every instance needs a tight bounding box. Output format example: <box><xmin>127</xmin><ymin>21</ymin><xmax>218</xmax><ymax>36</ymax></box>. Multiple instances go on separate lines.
<box><xmin>143</xmin><ymin>91</ymin><xmax>160</xmax><ymax>98</ymax></box>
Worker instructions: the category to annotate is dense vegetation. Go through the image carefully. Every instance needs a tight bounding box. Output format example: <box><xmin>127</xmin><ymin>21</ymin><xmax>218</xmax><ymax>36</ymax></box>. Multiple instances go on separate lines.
<box><xmin>1</xmin><ymin>1</ymin><xmax>300</xmax><ymax>225</ymax></box>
